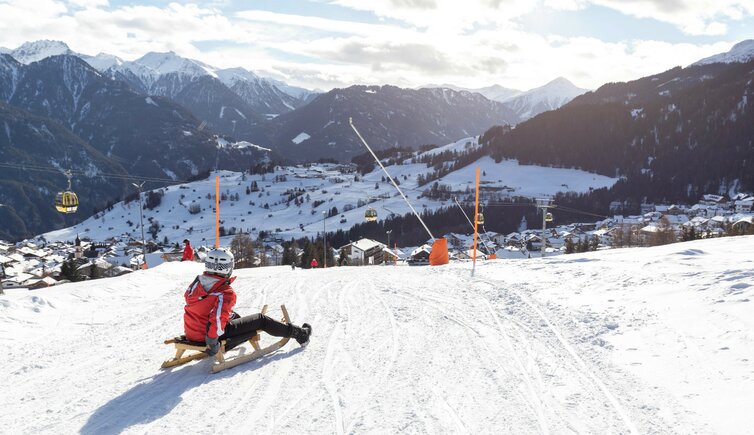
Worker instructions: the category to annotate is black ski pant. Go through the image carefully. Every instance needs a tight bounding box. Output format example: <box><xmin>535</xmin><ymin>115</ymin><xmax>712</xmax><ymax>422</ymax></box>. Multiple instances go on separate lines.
<box><xmin>220</xmin><ymin>313</ymin><xmax>293</xmax><ymax>350</ymax></box>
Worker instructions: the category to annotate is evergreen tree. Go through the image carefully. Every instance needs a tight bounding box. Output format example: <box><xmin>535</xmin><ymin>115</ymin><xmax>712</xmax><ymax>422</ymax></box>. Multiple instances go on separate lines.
<box><xmin>589</xmin><ymin>235</ymin><xmax>600</xmax><ymax>251</ymax></box>
<box><xmin>89</xmin><ymin>263</ymin><xmax>102</xmax><ymax>280</ymax></box>
<box><xmin>565</xmin><ymin>238</ymin><xmax>575</xmax><ymax>254</ymax></box>
<box><xmin>281</xmin><ymin>244</ymin><xmax>294</xmax><ymax>265</ymax></box>
<box><xmin>578</xmin><ymin>238</ymin><xmax>589</xmax><ymax>253</ymax></box>
<box><xmin>60</xmin><ymin>258</ymin><xmax>82</xmax><ymax>282</ymax></box>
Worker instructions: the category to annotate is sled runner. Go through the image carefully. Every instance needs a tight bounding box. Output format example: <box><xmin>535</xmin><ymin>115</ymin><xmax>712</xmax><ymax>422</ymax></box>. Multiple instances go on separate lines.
<box><xmin>161</xmin><ymin>304</ymin><xmax>291</xmax><ymax>373</ymax></box>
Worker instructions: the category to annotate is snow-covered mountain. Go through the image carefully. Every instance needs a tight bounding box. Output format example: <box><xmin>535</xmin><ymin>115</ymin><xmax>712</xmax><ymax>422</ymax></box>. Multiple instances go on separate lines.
<box><xmin>501</xmin><ymin>77</ymin><xmax>589</xmax><ymax>120</ymax></box>
<box><xmin>1</xmin><ymin>40</ymin><xmax>74</xmax><ymax>64</ymax></box>
<box><xmin>216</xmin><ymin>67</ymin><xmax>303</xmax><ymax>115</ymax></box>
<box><xmin>0</xmin><ymin>54</ymin><xmax>278</xmax><ymax>241</ymax></box>
<box><xmin>267</xmin><ymin>85</ymin><xmax>521</xmax><ymax>163</ymax></box>
<box><xmin>421</xmin><ymin>79</ymin><xmax>587</xmax><ymax>120</ymax></box>
<box><xmin>105</xmin><ymin>51</ymin><xmax>218</xmax><ymax>98</ymax></box>
<box><xmin>79</xmin><ymin>52</ymin><xmax>123</xmax><ymax>71</ymax></box>
<box><xmin>692</xmin><ymin>39</ymin><xmax>754</xmax><ymax>66</ymax></box>
<box><xmin>422</xmin><ymin>83</ymin><xmax>522</xmax><ymax>102</ymax></box>
<box><xmin>483</xmin><ymin>55</ymin><xmax>754</xmax><ymax>202</ymax></box>
<box><xmin>1</xmin><ymin>54</ymin><xmax>238</xmax><ymax>180</ymax></box>
<box><xmin>266</xmin><ymin>77</ymin><xmax>320</xmax><ymax>102</ymax></box>
<box><xmin>3</xmin><ymin>235</ymin><xmax>753</xmax><ymax>433</ymax></box>
<box><xmin>135</xmin><ymin>51</ymin><xmax>217</xmax><ymax>78</ymax></box>
<box><xmin>0</xmin><ymin>41</ymin><xmax>314</xmax><ymax>120</ymax></box>
<box><xmin>104</xmin><ymin>51</ymin><xmax>309</xmax><ymax>117</ymax></box>
<box><xmin>473</xmin><ymin>84</ymin><xmax>522</xmax><ymax>102</ymax></box>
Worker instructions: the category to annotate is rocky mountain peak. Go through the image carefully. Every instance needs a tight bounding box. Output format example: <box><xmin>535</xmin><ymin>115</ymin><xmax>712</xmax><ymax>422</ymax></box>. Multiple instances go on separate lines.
<box><xmin>5</xmin><ymin>40</ymin><xmax>74</xmax><ymax>64</ymax></box>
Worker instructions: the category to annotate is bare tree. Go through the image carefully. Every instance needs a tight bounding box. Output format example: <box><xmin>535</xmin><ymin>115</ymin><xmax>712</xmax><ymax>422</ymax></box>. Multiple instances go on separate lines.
<box><xmin>649</xmin><ymin>216</ymin><xmax>677</xmax><ymax>246</ymax></box>
<box><xmin>230</xmin><ymin>233</ymin><xmax>257</xmax><ymax>269</ymax></box>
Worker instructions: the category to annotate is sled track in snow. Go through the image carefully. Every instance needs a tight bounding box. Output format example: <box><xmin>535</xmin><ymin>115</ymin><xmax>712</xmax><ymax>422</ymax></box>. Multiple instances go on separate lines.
<box><xmin>476</xmin><ymin>277</ymin><xmax>640</xmax><ymax>434</ymax></box>
<box><xmin>480</xmin><ymin>297</ymin><xmax>550</xmax><ymax>434</ymax></box>
<box><xmin>322</xmin><ymin>285</ymin><xmax>346</xmax><ymax>435</ymax></box>
<box><xmin>389</xmin><ymin>284</ymin><xmax>549</xmax><ymax>431</ymax></box>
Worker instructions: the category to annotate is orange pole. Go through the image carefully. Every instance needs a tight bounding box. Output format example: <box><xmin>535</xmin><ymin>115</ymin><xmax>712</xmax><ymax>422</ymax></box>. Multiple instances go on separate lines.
<box><xmin>215</xmin><ymin>175</ymin><xmax>220</xmax><ymax>248</ymax></box>
<box><xmin>473</xmin><ymin>167</ymin><xmax>480</xmax><ymax>270</ymax></box>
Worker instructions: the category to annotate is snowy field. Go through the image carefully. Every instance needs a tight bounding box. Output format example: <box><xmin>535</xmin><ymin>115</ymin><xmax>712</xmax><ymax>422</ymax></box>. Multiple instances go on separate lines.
<box><xmin>41</xmin><ymin>137</ymin><xmax>617</xmax><ymax>246</ymax></box>
<box><xmin>1</xmin><ymin>236</ymin><xmax>752</xmax><ymax>434</ymax></box>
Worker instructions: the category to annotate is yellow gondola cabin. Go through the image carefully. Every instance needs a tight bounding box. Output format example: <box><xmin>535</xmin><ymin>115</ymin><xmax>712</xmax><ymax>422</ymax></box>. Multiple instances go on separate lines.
<box><xmin>365</xmin><ymin>207</ymin><xmax>378</xmax><ymax>222</ymax></box>
<box><xmin>55</xmin><ymin>170</ymin><xmax>78</xmax><ymax>213</ymax></box>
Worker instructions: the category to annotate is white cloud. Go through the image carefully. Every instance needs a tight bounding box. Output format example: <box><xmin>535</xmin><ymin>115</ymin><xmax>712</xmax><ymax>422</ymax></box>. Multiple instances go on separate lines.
<box><xmin>543</xmin><ymin>0</ymin><xmax>587</xmax><ymax>10</ymax></box>
<box><xmin>329</xmin><ymin>0</ymin><xmax>537</xmax><ymax>31</ymax></box>
<box><xmin>331</xmin><ymin>0</ymin><xmax>754</xmax><ymax>36</ymax></box>
<box><xmin>235</xmin><ymin>10</ymin><xmax>407</xmax><ymax>37</ymax></box>
<box><xmin>0</xmin><ymin>0</ymin><xmax>746</xmax><ymax>91</ymax></box>
<box><xmin>589</xmin><ymin>0</ymin><xmax>754</xmax><ymax>36</ymax></box>
<box><xmin>67</xmin><ymin>0</ymin><xmax>108</xmax><ymax>8</ymax></box>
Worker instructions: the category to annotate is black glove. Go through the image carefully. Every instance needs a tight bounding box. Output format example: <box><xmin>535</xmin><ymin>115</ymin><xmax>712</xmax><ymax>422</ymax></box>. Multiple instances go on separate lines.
<box><xmin>205</xmin><ymin>336</ymin><xmax>220</xmax><ymax>356</ymax></box>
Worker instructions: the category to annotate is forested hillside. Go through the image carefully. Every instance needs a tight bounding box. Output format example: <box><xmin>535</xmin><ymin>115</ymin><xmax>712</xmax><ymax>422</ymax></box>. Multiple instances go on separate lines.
<box><xmin>482</xmin><ymin>61</ymin><xmax>754</xmax><ymax>203</ymax></box>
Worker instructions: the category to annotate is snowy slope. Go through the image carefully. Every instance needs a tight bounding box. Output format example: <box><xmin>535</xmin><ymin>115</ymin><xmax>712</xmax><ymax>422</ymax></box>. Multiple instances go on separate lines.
<box><xmin>40</xmin><ymin>137</ymin><xmax>618</xmax><ymax>246</ymax></box>
<box><xmin>2</xmin><ymin>236</ymin><xmax>752</xmax><ymax>433</ymax></box>
<box><xmin>693</xmin><ymin>40</ymin><xmax>754</xmax><ymax>66</ymax></box>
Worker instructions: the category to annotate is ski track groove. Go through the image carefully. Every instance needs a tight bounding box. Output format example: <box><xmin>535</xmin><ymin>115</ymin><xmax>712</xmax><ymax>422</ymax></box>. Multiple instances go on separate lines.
<box><xmin>436</xmin><ymin>390</ymin><xmax>469</xmax><ymax>434</ymax></box>
<box><xmin>228</xmin><ymin>272</ymin><xmax>324</xmax><ymax>432</ymax></box>
<box><xmin>321</xmin><ymin>284</ymin><xmax>345</xmax><ymax>435</ymax></box>
<box><xmin>261</xmin><ymin>277</ymin><xmax>314</xmax><ymax>430</ymax></box>
<box><xmin>507</xmin><ymin>282</ymin><xmax>639</xmax><ymax>435</ymax></box>
<box><xmin>478</xmin><ymin>276</ymin><xmax>640</xmax><ymax>435</ymax></box>
<box><xmin>479</xmin><ymin>296</ymin><xmax>551</xmax><ymax>434</ymax></box>
<box><xmin>389</xmin><ymin>282</ymin><xmax>545</xmax><ymax>430</ymax></box>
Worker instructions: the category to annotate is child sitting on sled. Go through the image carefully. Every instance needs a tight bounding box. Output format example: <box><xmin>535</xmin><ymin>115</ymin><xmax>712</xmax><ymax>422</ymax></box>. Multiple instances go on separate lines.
<box><xmin>183</xmin><ymin>247</ymin><xmax>311</xmax><ymax>356</ymax></box>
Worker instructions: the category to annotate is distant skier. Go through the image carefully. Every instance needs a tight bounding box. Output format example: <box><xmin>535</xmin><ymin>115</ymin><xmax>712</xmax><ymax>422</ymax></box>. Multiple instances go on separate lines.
<box><xmin>181</xmin><ymin>239</ymin><xmax>194</xmax><ymax>262</ymax></box>
<box><xmin>310</xmin><ymin>258</ymin><xmax>318</xmax><ymax>268</ymax></box>
<box><xmin>183</xmin><ymin>247</ymin><xmax>311</xmax><ymax>356</ymax></box>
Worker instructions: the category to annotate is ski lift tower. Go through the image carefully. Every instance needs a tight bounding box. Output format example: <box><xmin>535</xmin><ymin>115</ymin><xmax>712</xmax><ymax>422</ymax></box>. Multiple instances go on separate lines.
<box><xmin>536</xmin><ymin>198</ymin><xmax>554</xmax><ymax>258</ymax></box>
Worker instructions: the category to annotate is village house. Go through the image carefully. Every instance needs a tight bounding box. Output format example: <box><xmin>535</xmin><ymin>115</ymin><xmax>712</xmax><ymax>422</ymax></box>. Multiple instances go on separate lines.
<box><xmin>733</xmin><ymin>216</ymin><xmax>754</xmax><ymax>232</ymax></box>
<box><xmin>26</xmin><ymin>276</ymin><xmax>60</xmax><ymax>290</ymax></box>
<box><xmin>700</xmin><ymin>194</ymin><xmax>728</xmax><ymax>208</ymax></box>
<box><xmin>407</xmin><ymin>245</ymin><xmax>431</xmax><ymax>265</ymax></box>
<box><xmin>339</xmin><ymin>238</ymin><xmax>386</xmax><ymax>265</ymax></box>
<box><xmin>734</xmin><ymin>197</ymin><xmax>753</xmax><ymax>213</ymax></box>
<box><xmin>503</xmin><ymin>232</ymin><xmax>521</xmax><ymax>247</ymax></box>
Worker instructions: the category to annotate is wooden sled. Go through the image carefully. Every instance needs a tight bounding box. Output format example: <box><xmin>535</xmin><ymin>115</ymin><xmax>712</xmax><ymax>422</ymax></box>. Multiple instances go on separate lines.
<box><xmin>161</xmin><ymin>304</ymin><xmax>291</xmax><ymax>373</ymax></box>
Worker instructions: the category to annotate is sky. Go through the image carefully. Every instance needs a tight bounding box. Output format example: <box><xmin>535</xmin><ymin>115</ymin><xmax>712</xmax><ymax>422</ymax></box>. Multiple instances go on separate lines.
<box><xmin>1</xmin><ymin>0</ymin><xmax>753</xmax><ymax>91</ymax></box>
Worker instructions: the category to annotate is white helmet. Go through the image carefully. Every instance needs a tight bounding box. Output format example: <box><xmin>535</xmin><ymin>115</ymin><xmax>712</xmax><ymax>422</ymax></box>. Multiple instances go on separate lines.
<box><xmin>205</xmin><ymin>248</ymin><xmax>234</xmax><ymax>277</ymax></box>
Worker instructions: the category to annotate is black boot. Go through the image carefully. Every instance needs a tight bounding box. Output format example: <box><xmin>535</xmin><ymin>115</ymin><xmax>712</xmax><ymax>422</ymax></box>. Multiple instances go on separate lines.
<box><xmin>291</xmin><ymin>323</ymin><xmax>312</xmax><ymax>347</ymax></box>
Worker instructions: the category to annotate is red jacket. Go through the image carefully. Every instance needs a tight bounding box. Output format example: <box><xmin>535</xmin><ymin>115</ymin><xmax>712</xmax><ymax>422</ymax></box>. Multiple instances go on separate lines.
<box><xmin>310</xmin><ymin>258</ymin><xmax>318</xmax><ymax>268</ymax></box>
<box><xmin>181</xmin><ymin>243</ymin><xmax>194</xmax><ymax>261</ymax></box>
<box><xmin>183</xmin><ymin>273</ymin><xmax>237</xmax><ymax>341</ymax></box>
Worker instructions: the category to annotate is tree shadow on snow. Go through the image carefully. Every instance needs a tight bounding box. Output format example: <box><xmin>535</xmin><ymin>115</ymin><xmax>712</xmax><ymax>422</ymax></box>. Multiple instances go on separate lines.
<box><xmin>80</xmin><ymin>348</ymin><xmax>303</xmax><ymax>435</ymax></box>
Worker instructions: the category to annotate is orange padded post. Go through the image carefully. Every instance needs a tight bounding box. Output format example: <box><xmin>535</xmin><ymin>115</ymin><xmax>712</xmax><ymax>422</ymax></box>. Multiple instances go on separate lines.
<box><xmin>473</xmin><ymin>167</ymin><xmax>480</xmax><ymax>268</ymax></box>
<box><xmin>215</xmin><ymin>175</ymin><xmax>220</xmax><ymax>248</ymax></box>
<box><xmin>429</xmin><ymin>238</ymin><xmax>449</xmax><ymax>266</ymax></box>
